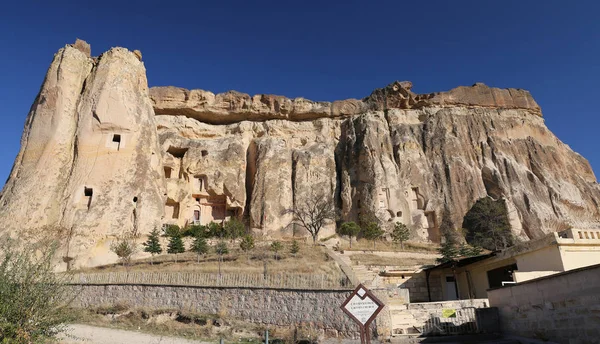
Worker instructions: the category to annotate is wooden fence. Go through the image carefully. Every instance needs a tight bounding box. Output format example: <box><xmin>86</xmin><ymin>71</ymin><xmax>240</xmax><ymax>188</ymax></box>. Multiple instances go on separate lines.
<box><xmin>66</xmin><ymin>271</ymin><xmax>353</xmax><ymax>290</ymax></box>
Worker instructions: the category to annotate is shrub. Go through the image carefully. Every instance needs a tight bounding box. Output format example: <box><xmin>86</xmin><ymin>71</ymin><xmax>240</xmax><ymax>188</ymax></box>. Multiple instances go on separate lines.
<box><xmin>224</xmin><ymin>218</ymin><xmax>245</xmax><ymax>241</ymax></box>
<box><xmin>239</xmin><ymin>235</ymin><xmax>255</xmax><ymax>260</ymax></box>
<box><xmin>290</xmin><ymin>240</ymin><xmax>300</xmax><ymax>257</ymax></box>
<box><xmin>184</xmin><ymin>224</ymin><xmax>207</xmax><ymax>238</ymax></box>
<box><xmin>0</xmin><ymin>239</ymin><xmax>73</xmax><ymax>343</ymax></box>
<box><xmin>208</xmin><ymin>222</ymin><xmax>226</xmax><ymax>239</ymax></box>
<box><xmin>110</xmin><ymin>237</ymin><xmax>137</xmax><ymax>266</ymax></box>
<box><xmin>162</xmin><ymin>224</ymin><xmax>181</xmax><ymax>237</ymax></box>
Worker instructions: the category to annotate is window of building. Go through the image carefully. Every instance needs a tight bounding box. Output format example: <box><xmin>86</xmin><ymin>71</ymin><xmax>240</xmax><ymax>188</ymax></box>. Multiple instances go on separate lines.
<box><xmin>412</xmin><ymin>187</ymin><xmax>425</xmax><ymax>210</ymax></box>
<box><xmin>486</xmin><ymin>264</ymin><xmax>518</xmax><ymax>289</ymax></box>
<box><xmin>164</xmin><ymin>167</ymin><xmax>172</xmax><ymax>179</ymax></box>
<box><xmin>112</xmin><ymin>134</ymin><xmax>121</xmax><ymax>151</ymax></box>
<box><xmin>165</xmin><ymin>199</ymin><xmax>180</xmax><ymax>219</ymax></box>
<box><xmin>84</xmin><ymin>187</ymin><xmax>93</xmax><ymax>209</ymax></box>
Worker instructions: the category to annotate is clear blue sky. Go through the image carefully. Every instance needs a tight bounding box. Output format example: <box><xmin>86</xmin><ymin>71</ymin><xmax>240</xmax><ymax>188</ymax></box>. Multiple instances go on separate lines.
<box><xmin>1</xmin><ymin>0</ymin><xmax>599</xmax><ymax>186</ymax></box>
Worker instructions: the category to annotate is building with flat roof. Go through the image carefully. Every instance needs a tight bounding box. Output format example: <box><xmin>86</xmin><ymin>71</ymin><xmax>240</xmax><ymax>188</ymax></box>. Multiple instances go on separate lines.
<box><xmin>423</xmin><ymin>228</ymin><xmax>600</xmax><ymax>300</ymax></box>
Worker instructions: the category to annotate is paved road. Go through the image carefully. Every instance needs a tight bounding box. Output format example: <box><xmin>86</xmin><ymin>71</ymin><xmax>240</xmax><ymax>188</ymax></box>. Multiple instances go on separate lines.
<box><xmin>59</xmin><ymin>324</ymin><xmax>380</xmax><ymax>344</ymax></box>
<box><xmin>59</xmin><ymin>324</ymin><xmax>212</xmax><ymax>344</ymax></box>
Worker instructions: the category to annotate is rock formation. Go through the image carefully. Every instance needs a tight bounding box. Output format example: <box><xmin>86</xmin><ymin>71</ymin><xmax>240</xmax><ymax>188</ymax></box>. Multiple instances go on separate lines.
<box><xmin>1</xmin><ymin>40</ymin><xmax>599</xmax><ymax>269</ymax></box>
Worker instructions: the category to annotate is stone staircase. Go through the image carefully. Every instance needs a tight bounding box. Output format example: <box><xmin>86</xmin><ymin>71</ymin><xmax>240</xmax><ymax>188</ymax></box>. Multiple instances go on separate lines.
<box><xmin>323</xmin><ymin>242</ymin><xmax>420</xmax><ymax>289</ymax></box>
<box><xmin>349</xmin><ymin>263</ymin><xmax>379</xmax><ymax>287</ymax></box>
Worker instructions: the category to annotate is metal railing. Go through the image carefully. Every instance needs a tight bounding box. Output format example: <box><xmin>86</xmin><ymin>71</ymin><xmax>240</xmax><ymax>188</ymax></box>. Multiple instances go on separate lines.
<box><xmin>65</xmin><ymin>271</ymin><xmax>353</xmax><ymax>290</ymax></box>
<box><xmin>421</xmin><ymin>307</ymin><xmax>478</xmax><ymax>335</ymax></box>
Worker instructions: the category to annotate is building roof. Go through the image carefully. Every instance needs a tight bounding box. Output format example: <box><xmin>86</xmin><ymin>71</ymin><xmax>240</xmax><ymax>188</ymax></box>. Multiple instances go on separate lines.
<box><xmin>423</xmin><ymin>253</ymin><xmax>496</xmax><ymax>272</ymax></box>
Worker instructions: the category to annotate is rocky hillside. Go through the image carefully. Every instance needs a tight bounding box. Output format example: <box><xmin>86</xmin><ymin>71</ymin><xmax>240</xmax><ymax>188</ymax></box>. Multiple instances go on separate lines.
<box><xmin>1</xmin><ymin>40</ymin><xmax>599</xmax><ymax>269</ymax></box>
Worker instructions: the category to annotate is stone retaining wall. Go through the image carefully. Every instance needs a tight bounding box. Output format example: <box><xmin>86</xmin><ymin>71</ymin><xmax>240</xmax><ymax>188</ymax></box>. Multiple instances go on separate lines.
<box><xmin>72</xmin><ymin>284</ymin><xmax>366</xmax><ymax>337</ymax></box>
<box><xmin>390</xmin><ymin>299</ymin><xmax>489</xmax><ymax>335</ymax></box>
<box><xmin>488</xmin><ymin>263</ymin><xmax>600</xmax><ymax>343</ymax></box>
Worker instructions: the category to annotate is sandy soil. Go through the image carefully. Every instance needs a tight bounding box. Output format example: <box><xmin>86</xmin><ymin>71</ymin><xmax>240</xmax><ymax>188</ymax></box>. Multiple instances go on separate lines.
<box><xmin>59</xmin><ymin>324</ymin><xmax>212</xmax><ymax>344</ymax></box>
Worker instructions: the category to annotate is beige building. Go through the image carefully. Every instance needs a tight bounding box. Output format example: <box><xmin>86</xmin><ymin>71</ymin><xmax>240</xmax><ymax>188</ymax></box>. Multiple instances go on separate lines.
<box><xmin>424</xmin><ymin>228</ymin><xmax>600</xmax><ymax>301</ymax></box>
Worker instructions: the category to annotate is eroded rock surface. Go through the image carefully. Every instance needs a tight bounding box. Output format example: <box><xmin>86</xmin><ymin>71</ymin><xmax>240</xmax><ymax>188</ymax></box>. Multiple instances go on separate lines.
<box><xmin>1</xmin><ymin>41</ymin><xmax>599</xmax><ymax>269</ymax></box>
<box><xmin>0</xmin><ymin>42</ymin><xmax>164</xmax><ymax>269</ymax></box>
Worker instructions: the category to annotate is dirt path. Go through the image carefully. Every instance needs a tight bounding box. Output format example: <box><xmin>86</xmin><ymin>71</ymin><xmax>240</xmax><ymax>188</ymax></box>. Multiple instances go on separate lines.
<box><xmin>59</xmin><ymin>324</ymin><xmax>212</xmax><ymax>344</ymax></box>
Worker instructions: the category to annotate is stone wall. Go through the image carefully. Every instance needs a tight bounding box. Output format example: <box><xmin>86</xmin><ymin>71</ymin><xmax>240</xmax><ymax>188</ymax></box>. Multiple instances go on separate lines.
<box><xmin>488</xmin><ymin>263</ymin><xmax>600</xmax><ymax>343</ymax></box>
<box><xmin>390</xmin><ymin>299</ymin><xmax>490</xmax><ymax>335</ymax></box>
<box><xmin>72</xmin><ymin>284</ymin><xmax>370</xmax><ymax>337</ymax></box>
<box><xmin>381</xmin><ymin>271</ymin><xmax>443</xmax><ymax>302</ymax></box>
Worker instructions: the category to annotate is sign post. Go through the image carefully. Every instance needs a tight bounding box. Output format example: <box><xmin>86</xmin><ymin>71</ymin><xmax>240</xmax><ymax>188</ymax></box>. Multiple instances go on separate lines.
<box><xmin>340</xmin><ymin>284</ymin><xmax>385</xmax><ymax>344</ymax></box>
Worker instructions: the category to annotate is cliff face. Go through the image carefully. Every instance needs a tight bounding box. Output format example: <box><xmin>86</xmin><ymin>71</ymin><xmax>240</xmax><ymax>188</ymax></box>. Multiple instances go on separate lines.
<box><xmin>0</xmin><ymin>42</ymin><xmax>164</xmax><ymax>267</ymax></box>
<box><xmin>2</xmin><ymin>41</ymin><xmax>599</xmax><ymax>269</ymax></box>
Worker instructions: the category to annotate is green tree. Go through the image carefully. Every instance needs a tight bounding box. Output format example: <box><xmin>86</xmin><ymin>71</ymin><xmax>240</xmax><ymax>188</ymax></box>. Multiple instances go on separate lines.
<box><xmin>215</xmin><ymin>241</ymin><xmax>229</xmax><ymax>276</ymax></box>
<box><xmin>361</xmin><ymin>221</ymin><xmax>384</xmax><ymax>250</ymax></box>
<box><xmin>290</xmin><ymin>240</ymin><xmax>300</xmax><ymax>257</ymax></box>
<box><xmin>142</xmin><ymin>228</ymin><xmax>162</xmax><ymax>264</ymax></box>
<box><xmin>339</xmin><ymin>222</ymin><xmax>361</xmax><ymax>249</ymax></box>
<box><xmin>167</xmin><ymin>232</ymin><xmax>185</xmax><ymax>263</ymax></box>
<box><xmin>224</xmin><ymin>218</ymin><xmax>245</xmax><ymax>241</ymax></box>
<box><xmin>190</xmin><ymin>236</ymin><xmax>209</xmax><ymax>263</ymax></box>
<box><xmin>463</xmin><ymin>197</ymin><xmax>513</xmax><ymax>251</ymax></box>
<box><xmin>215</xmin><ymin>241</ymin><xmax>229</xmax><ymax>255</ymax></box>
<box><xmin>162</xmin><ymin>224</ymin><xmax>181</xmax><ymax>237</ymax></box>
<box><xmin>391</xmin><ymin>222</ymin><xmax>411</xmax><ymax>250</ymax></box>
<box><xmin>208</xmin><ymin>222</ymin><xmax>226</xmax><ymax>239</ymax></box>
<box><xmin>437</xmin><ymin>238</ymin><xmax>483</xmax><ymax>264</ymax></box>
<box><xmin>185</xmin><ymin>224</ymin><xmax>207</xmax><ymax>238</ymax></box>
<box><xmin>459</xmin><ymin>243</ymin><xmax>483</xmax><ymax>257</ymax></box>
<box><xmin>437</xmin><ymin>241</ymin><xmax>460</xmax><ymax>263</ymax></box>
<box><xmin>239</xmin><ymin>235</ymin><xmax>255</xmax><ymax>261</ymax></box>
<box><xmin>0</xmin><ymin>240</ymin><xmax>74</xmax><ymax>343</ymax></box>
<box><xmin>270</xmin><ymin>241</ymin><xmax>283</xmax><ymax>260</ymax></box>
<box><xmin>110</xmin><ymin>237</ymin><xmax>137</xmax><ymax>267</ymax></box>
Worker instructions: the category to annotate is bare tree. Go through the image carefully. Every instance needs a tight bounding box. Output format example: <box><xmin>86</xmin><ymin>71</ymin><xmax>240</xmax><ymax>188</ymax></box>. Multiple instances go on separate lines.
<box><xmin>285</xmin><ymin>192</ymin><xmax>336</xmax><ymax>244</ymax></box>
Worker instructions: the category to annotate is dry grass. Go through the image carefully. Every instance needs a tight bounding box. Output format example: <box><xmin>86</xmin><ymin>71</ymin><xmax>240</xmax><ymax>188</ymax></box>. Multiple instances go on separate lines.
<box><xmin>342</xmin><ymin>239</ymin><xmax>439</xmax><ymax>253</ymax></box>
<box><xmin>70</xmin><ymin>305</ymin><xmax>318</xmax><ymax>344</ymax></box>
<box><xmin>75</xmin><ymin>240</ymin><xmax>340</xmax><ymax>276</ymax></box>
<box><xmin>348</xmin><ymin>253</ymin><xmax>437</xmax><ymax>267</ymax></box>
<box><xmin>69</xmin><ymin>306</ymin><xmax>264</xmax><ymax>343</ymax></box>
